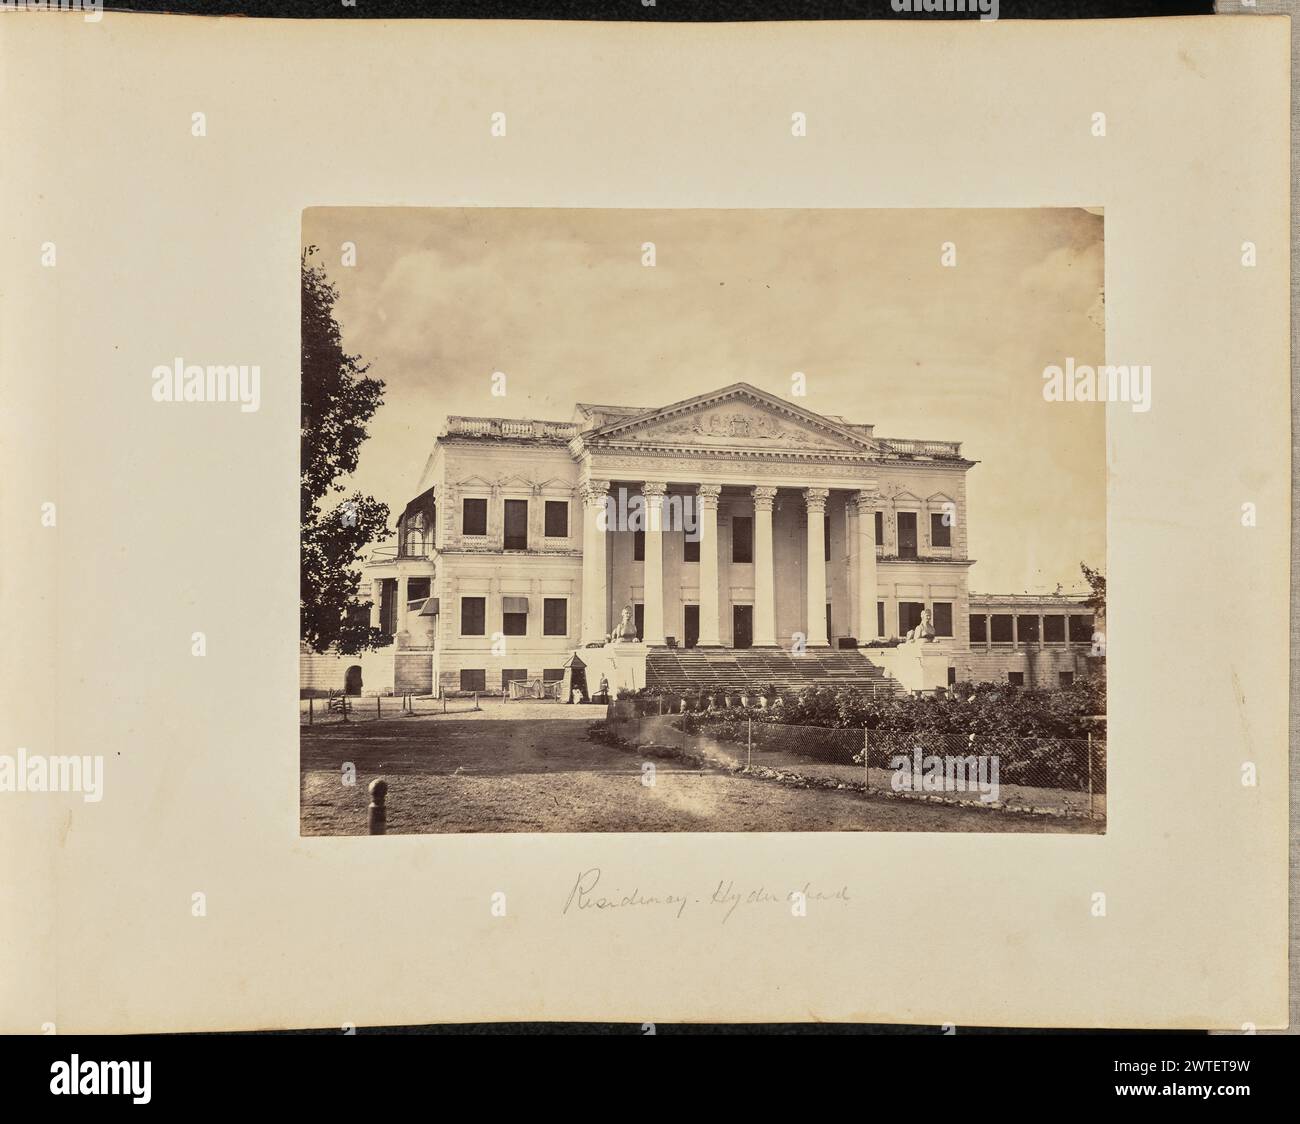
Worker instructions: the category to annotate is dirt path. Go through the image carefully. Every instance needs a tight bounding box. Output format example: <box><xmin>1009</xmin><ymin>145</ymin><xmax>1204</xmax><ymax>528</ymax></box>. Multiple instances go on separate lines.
<box><xmin>299</xmin><ymin>709</ymin><xmax>1099</xmax><ymax>835</ymax></box>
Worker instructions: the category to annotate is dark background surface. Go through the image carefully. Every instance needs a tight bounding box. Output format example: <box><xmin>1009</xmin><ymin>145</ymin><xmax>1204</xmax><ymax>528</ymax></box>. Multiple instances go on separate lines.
<box><xmin>87</xmin><ymin>0</ymin><xmax>1225</xmax><ymax>1039</ymax></box>
<box><xmin>102</xmin><ymin>0</ymin><xmax>1215</xmax><ymax>20</ymax></box>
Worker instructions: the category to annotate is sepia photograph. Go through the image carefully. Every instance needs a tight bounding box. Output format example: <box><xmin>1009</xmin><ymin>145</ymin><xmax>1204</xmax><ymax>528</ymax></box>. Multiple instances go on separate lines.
<box><xmin>300</xmin><ymin>206</ymin><xmax>1108</xmax><ymax>835</ymax></box>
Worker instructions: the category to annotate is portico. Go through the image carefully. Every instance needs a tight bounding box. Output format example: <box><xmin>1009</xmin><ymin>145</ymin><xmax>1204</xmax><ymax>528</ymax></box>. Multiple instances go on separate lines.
<box><xmin>578</xmin><ymin>477</ymin><xmax>883</xmax><ymax>650</ymax></box>
<box><xmin>562</xmin><ymin>382</ymin><xmax>974</xmax><ymax>655</ymax></box>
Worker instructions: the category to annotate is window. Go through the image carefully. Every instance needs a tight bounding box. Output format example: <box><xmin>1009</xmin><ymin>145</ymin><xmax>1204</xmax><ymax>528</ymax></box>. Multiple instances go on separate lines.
<box><xmin>1068</xmin><ymin>614</ymin><xmax>1094</xmax><ymax>643</ymax></box>
<box><xmin>1018</xmin><ymin>615</ymin><xmax>1040</xmax><ymax>644</ymax></box>
<box><xmin>460</xmin><ymin>596</ymin><xmax>486</xmax><ymax>636</ymax></box>
<box><xmin>877</xmin><ymin>601</ymin><xmax>885</xmax><ymax>638</ymax></box>
<box><xmin>460</xmin><ymin>669</ymin><xmax>486</xmax><ymax>692</ymax></box>
<box><xmin>1059</xmin><ymin>671</ymin><xmax>1075</xmax><ymax>688</ymax></box>
<box><xmin>543</xmin><ymin>598</ymin><xmax>567</xmax><ymax>637</ymax></box>
<box><xmin>874</xmin><ymin>511</ymin><xmax>883</xmax><ymax>544</ymax></box>
<box><xmin>732</xmin><ymin>517</ymin><xmax>752</xmax><ymax>564</ymax></box>
<box><xmin>633</xmin><ymin>603</ymin><xmax>644</xmax><ymax>641</ymax></box>
<box><xmin>683</xmin><ymin>534</ymin><xmax>700</xmax><ymax>563</ymax></box>
<box><xmin>970</xmin><ymin>614</ymin><xmax>988</xmax><ymax>643</ymax></box>
<box><xmin>930</xmin><ymin>512</ymin><xmax>952</xmax><ymax>548</ymax></box>
<box><xmin>990</xmin><ymin>614</ymin><xmax>1013</xmax><ymax>643</ymax></box>
<box><xmin>501</xmin><ymin>594</ymin><xmax>528</xmax><ymax>636</ymax></box>
<box><xmin>501</xmin><ymin>668</ymin><xmax>528</xmax><ymax>690</ymax></box>
<box><xmin>542</xmin><ymin>668</ymin><xmax>565</xmax><ymax>683</ymax></box>
<box><xmin>503</xmin><ymin>499</ymin><xmax>528</xmax><ymax>550</ymax></box>
<box><xmin>633</xmin><ymin>530</ymin><xmax>645</xmax><ymax>561</ymax></box>
<box><xmin>462</xmin><ymin>498</ymin><xmax>487</xmax><ymax>537</ymax></box>
<box><xmin>403</xmin><ymin>525</ymin><xmax>425</xmax><ymax>557</ymax></box>
<box><xmin>898</xmin><ymin>601</ymin><xmax>924</xmax><ymax>635</ymax></box>
<box><xmin>931</xmin><ymin>602</ymin><xmax>953</xmax><ymax>637</ymax></box>
<box><xmin>1043</xmin><ymin>614</ymin><xmax>1066</xmax><ymax>643</ymax></box>
<box><xmin>407</xmin><ymin>577</ymin><xmax>431</xmax><ymax>602</ymax></box>
<box><xmin>897</xmin><ymin>512</ymin><xmax>918</xmax><ymax>558</ymax></box>
<box><xmin>1007</xmin><ymin>671</ymin><xmax>1025</xmax><ymax>687</ymax></box>
<box><xmin>544</xmin><ymin>500</ymin><xmax>568</xmax><ymax>538</ymax></box>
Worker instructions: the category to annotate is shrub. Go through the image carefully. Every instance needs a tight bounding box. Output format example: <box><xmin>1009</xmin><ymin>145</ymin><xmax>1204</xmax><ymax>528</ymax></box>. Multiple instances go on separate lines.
<box><xmin>692</xmin><ymin>679</ymin><xmax>1105</xmax><ymax>741</ymax></box>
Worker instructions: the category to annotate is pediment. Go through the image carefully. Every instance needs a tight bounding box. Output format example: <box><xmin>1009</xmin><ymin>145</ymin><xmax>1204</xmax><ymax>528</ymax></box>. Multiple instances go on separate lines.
<box><xmin>583</xmin><ymin>384</ymin><xmax>882</xmax><ymax>456</ymax></box>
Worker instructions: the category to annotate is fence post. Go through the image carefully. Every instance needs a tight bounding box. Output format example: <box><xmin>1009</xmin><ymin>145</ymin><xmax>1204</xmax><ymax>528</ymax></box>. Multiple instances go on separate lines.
<box><xmin>1087</xmin><ymin>732</ymin><xmax>1094</xmax><ymax>818</ymax></box>
<box><xmin>474</xmin><ymin>692</ymin><xmax>479</xmax><ymax>711</ymax></box>
<box><xmin>377</xmin><ymin>695</ymin><xmax>382</xmax><ymax>720</ymax></box>
<box><xmin>367</xmin><ymin>778</ymin><xmax>387</xmax><ymax>835</ymax></box>
<box><xmin>341</xmin><ymin>692</ymin><xmax>348</xmax><ymax>723</ymax></box>
<box><xmin>308</xmin><ymin>698</ymin><xmax>313</xmax><ymax>726</ymax></box>
<box><xmin>863</xmin><ymin>727</ymin><xmax>870</xmax><ymax>791</ymax></box>
<box><xmin>747</xmin><ymin>716</ymin><xmax>752</xmax><ymax>769</ymax></box>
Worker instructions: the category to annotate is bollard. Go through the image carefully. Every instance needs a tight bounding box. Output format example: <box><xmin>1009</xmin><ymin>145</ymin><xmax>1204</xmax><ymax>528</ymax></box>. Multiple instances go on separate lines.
<box><xmin>368</xmin><ymin>778</ymin><xmax>388</xmax><ymax>835</ymax></box>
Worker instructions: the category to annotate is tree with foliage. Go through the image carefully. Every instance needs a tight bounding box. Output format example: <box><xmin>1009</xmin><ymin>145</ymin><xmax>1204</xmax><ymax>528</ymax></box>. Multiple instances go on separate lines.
<box><xmin>301</xmin><ymin>245</ymin><xmax>391</xmax><ymax>654</ymax></box>
<box><xmin>1079</xmin><ymin>562</ymin><xmax>1106</xmax><ymax>617</ymax></box>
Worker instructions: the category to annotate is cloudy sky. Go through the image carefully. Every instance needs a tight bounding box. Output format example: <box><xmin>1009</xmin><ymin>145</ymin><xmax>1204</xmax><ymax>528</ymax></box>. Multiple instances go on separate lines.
<box><xmin>303</xmin><ymin>207</ymin><xmax>1105</xmax><ymax>593</ymax></box>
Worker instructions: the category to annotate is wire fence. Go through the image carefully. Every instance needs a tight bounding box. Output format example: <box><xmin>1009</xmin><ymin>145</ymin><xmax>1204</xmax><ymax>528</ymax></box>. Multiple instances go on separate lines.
<box><xmin>611</xmin><ymin>714</ymin><xmax>1105</xmax><ymax>819</ymax></box>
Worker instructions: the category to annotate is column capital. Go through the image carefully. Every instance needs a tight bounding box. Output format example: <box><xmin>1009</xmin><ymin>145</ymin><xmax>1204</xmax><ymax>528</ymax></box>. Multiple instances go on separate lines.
<box><xmin>641</xmin><ymin>481</ymin><xmax>668</xmax><ymax>499</ymax></box>
<box><xmin>751</xmin><ymin>486</ymin><xmax>778</xmax><ymax>511</ymax></box>
<box><xmin>855</xmin><ymin>488</ymin><xmax>881</xmax><ymax>514</ymax></box>
<box><xmin>803</xmin><ymin>487</ymin><xmax>830</xmax><ymax>513</ymax></box>
<box><xmin>580</xmin><ymin>479</ymin><xmax>610</xmax><ymax>506</ymax></box>
<box><xmin>697</xmin><ymin>483</ymin><xmax>722</xmax><ymax>510</ymax></box>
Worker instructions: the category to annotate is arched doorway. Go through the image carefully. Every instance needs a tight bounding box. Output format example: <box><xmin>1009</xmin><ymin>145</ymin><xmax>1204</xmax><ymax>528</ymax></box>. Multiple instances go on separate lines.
<box><xmin>344</xmin><ymin>665</ymin><xmax>363</xmax><ymax>696</ymax></box>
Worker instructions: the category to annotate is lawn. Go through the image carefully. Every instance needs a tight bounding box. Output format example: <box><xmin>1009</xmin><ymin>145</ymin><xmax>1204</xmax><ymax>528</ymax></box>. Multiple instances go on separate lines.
<box><xmin>299</xmin><ymin>700</ymin><xmax>1099</xmax><ymax>835</ymax></box>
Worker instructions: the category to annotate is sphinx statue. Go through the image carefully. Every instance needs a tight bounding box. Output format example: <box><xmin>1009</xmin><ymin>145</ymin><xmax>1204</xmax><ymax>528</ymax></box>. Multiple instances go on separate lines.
<box><xmin>610</xmin><ymin>603</ymin><xmax>639</xmax><ymax>644</ymax></box>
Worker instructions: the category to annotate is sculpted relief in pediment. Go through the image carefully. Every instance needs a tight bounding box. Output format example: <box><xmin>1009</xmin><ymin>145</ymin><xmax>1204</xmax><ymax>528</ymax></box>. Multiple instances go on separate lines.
<box><xmin>631</xmin><ymin>406</ymin><xmax>844</xmax><ymax>450</ymax></box>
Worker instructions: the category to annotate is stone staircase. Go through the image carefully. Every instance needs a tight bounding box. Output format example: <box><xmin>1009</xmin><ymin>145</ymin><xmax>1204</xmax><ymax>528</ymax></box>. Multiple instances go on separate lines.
<box><xmin>645</xmin><ymin>647</ymin><xmax>902</xmax><ymax>698</ymax></box>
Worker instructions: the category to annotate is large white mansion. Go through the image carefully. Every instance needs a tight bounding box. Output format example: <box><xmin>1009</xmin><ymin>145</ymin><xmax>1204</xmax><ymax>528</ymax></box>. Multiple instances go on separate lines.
<box><xmin>301</xmin><ymin>383</ymin><xmax>1101</xmax><ymax>697</ymax></box>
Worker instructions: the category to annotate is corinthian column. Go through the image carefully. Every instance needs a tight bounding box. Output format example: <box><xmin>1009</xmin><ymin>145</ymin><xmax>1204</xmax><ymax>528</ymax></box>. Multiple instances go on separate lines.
<box><xmin>804</xmin><ymin>488</ymin><xmax>830</xmax><ymax>647</ymax></box>
<box><xmin>855</xmin><ymin>487</ymin><xmax>880</xmax><ymax>643</ymax></box>
<box><xmin>580</xmin><ymin>479</ymin><xmax>610</xmax><ymax>645</ymax></box>
<box><xmin>697</xmin><ymin>484</ymin><xmax>722</xmax><ymax>646</ymax></box>
<box><xmin>752</xmin><ymin>487</ymin><xmax>778</xmax><ymax>646</ymax></box>
<box><xmin>641</xmin><ymin>482</ymin><xmax>667</xmax><ymax>646</ymax></box>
